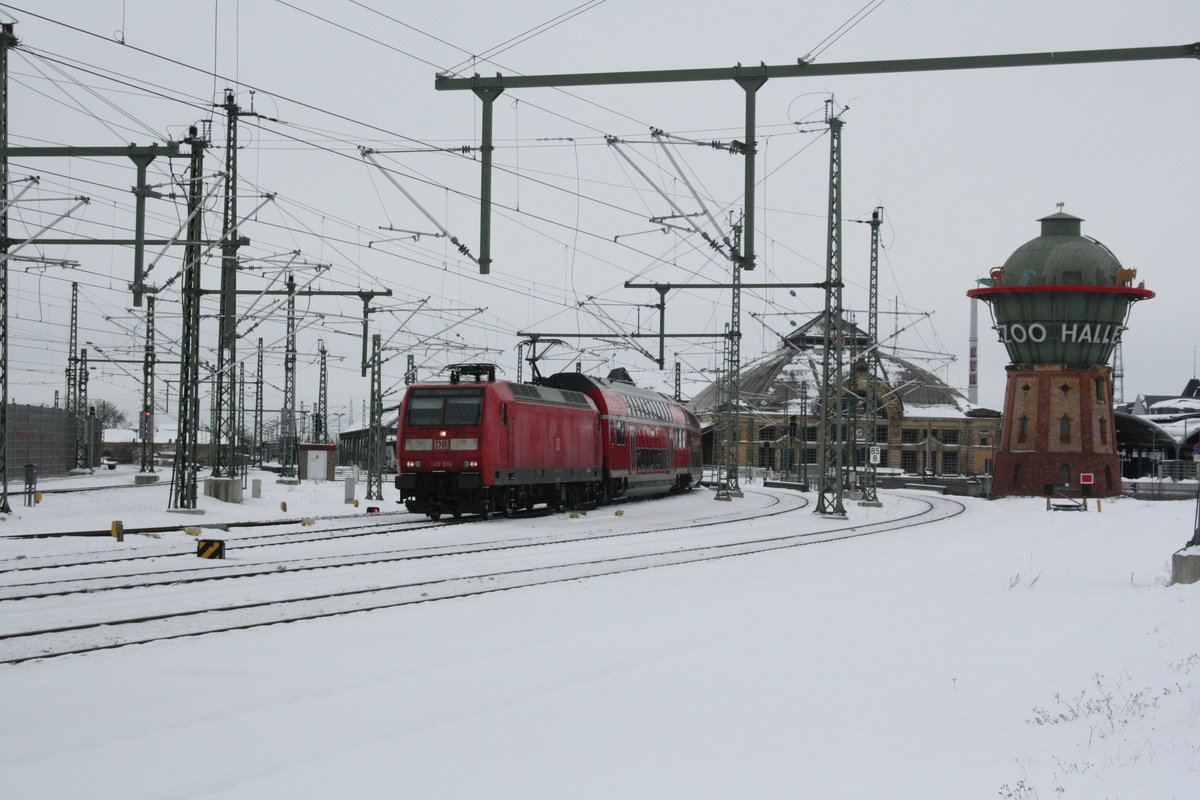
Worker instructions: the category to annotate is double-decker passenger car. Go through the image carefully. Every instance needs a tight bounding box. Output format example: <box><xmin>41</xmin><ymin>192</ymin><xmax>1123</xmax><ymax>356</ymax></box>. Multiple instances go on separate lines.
<box><xmin>396</xmin><ymin>365</ymin><xmax>702</xmax><ymax>519</ymax></box>
<box><xmin>543</xmin><ymin>371</ymin><xmax>703</xmax><ymax>499</ymax></box>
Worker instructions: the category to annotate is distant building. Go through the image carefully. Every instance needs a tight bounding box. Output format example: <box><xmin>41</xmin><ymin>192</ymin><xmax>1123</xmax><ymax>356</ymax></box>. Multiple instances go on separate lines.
<box><xmin>1115</xmin><ymin>380</ymin><xmax>1200</xmax><ymax>479</ymax></box>
<box><xmin>687</xmin><ymin>314</ymin><xmax>1003</xmax><ymax>480</ymax></box>
<box><xmin>335</xmin><ymin>413</ymin><xmax>397</xmax><ymax>472</ymax></box>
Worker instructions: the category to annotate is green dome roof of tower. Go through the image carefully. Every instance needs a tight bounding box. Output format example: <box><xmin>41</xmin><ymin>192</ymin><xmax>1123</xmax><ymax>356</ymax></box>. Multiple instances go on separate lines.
<box><xmin>998</xmin><ymin>211</ymin><xmax>1124</xmax><ymax>287</ymax></box>
<box><xmin>968</xmin><ymin>209</ymin><xmax>1152</xmax><ymax>368</ymax></box>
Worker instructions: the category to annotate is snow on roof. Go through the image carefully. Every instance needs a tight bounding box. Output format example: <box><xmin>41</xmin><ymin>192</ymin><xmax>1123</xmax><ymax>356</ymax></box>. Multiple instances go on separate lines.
<box><xmin>1150</xmin><ymin>397</ymin><xmax>1200</xmax><ymax>413</ymax></box>
<box><xmin>684</xmin><ymin>340</ymin><xmax>983</xmax><ymax>419</ymax></box>
<box><xmin>1153</xmin><ymin>417</ymin><xmax>1200</xmax><ymax>443</ymax></box>
<box><xmin>898</xmin><ymin>403</ymin><xmax>970</xmax><ymax>419</ymax></box>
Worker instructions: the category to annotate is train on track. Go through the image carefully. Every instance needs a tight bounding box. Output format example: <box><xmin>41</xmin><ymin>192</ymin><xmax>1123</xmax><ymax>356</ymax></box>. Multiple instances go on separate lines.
<box><xmin>396</xmin><ymin>365</ymin><xmax>703</xmax><ymax>519</ymax></box>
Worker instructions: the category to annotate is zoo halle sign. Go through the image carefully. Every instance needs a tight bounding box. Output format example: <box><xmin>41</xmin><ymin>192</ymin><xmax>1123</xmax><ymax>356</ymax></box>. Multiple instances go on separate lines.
<box><xmin>994</xmin><ymin>321</ymin><xmax>1125</xmax><ymax>345</ymax></box>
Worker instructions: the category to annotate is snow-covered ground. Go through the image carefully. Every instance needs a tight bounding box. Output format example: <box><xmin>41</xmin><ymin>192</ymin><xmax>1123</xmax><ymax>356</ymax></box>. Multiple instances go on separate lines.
<box><xmin>1</xmin><ymin>468</ymin><xmax>1197</xmax><ymax>799</ymax></box>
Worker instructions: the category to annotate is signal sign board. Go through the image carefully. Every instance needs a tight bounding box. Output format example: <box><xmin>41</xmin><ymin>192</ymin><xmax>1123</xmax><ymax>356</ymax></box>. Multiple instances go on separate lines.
<box><xmin>869</xmin><ymin>446</ymin><xmax>881</xmax><ymax>465</ymax></box>
<box><xmin>1079</xmin><ymin>473</ymin><xmax>1094</xmax><ymax>485</ymax></box>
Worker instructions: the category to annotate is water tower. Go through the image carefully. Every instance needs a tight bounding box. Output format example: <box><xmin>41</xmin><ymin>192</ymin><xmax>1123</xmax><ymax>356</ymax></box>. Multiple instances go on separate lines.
<box><xmin>968</xmin><ymin>211</ymin><xmax>1153</xmax><ymax>497</ymax></box>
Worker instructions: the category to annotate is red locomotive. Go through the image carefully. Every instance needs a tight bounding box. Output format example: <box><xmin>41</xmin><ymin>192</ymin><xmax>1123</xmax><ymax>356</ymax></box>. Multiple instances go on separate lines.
<box><xmin>396</xmin><ymin>364</ymin><xmax>702</xmax><ymax>519</ymax></box>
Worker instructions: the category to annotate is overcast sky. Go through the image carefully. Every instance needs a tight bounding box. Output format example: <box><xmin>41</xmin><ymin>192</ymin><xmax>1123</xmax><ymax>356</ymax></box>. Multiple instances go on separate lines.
<box><xmin>2</xmin><ymin>0</ymin><xmax>1196</xmax><ymax>426</ymax></box>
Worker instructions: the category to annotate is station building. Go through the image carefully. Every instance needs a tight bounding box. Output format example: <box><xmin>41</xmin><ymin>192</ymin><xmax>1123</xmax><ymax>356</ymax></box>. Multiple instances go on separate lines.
<box><xmin>1115</xmin><ymin>380</ymin><xmax>1200</xmax><ymax>480</ymax></box>
<box><xmin>687</xmin><ymin>314</ymin><xmax>1003</xmax><ymax>482</ymax></box>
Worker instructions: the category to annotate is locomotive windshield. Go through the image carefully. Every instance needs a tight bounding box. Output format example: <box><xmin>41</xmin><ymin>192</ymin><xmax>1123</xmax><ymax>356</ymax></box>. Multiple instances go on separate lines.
<box><xmin>406</xmin><ymin>388</ymin><xmax>484</xmax><ymax>426</ymax></box>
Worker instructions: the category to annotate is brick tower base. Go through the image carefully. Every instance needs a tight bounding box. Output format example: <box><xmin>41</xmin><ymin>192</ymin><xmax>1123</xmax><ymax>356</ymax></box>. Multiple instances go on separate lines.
<box><xmin>989</xmin><ymin>364</ymin><xmax>1122</xmax><ymax>498</ymax></box>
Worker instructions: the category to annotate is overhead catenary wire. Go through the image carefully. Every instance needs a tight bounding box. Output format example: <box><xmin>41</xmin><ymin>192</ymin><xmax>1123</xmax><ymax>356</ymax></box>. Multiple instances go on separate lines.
<box><xmin>16</xmin><ymin>32</ymin><xmax>825</xmax><ymax>331</ymax></box>
<box><xmin>441</xmin><ymin>0</ymin><xmax>609</xmax><ymax>77</ymax></box>
<box><xmin>0</xmin><ymin>2</ymin><xmax>872</xmax><ymax>403</ymax></box>
<box><xmin>360</xmin><ymin>148</ymin><xmax>477</xmax><ymax>265</ymax></box>
<box><xmin>798</xmin><ymin>0</ymin><xmax>890</xmax><ymax>64</ymax></box>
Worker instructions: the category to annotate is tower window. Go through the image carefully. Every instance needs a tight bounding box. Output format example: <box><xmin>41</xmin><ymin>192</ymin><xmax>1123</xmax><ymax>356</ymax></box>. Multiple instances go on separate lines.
<box><xmin>1018</xmin><ymin>415</ymin><xmax>1029</xmax><ymax>443</ymax></box>
<box><xmin>1059</xmin><ymin>414</ymin><xmax>1071</xmax><ymax>443</ymax></box>
<box><xmin>1095</xmin><ymin>378</ymin><xmax>1105</xmax><ymax>403</ymax></box>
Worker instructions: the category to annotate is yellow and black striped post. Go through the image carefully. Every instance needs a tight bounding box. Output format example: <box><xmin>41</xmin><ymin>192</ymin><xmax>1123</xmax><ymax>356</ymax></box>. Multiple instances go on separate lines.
<box><xmin>197</xmin><ymin>539</ymin><xmax>225</xmax><ymax>559</ymax></box>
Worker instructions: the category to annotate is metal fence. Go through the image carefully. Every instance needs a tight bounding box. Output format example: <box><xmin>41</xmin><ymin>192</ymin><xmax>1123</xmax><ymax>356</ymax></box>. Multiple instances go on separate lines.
<box><xmin>1124</xmin><ymin>480</ymin><xmax>1198</xmax><ymax>501</ymax></box>
<box><xmin>4</xmin><ymin>403</ymin><xmax>101</xmax><ymax>477</ymax></box>
<box><xmin>1156</xmin><ymin>460</ymin><xmax>1197</xmax><ymax>482</ymax></box>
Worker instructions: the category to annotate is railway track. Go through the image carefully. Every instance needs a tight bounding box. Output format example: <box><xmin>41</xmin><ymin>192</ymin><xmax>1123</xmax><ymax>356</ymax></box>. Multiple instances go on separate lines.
<box><xmin>0</xmin><ymin>511</ymin><xmax>440</xmax><ymax>574</ymax></box>
<box><xmin>0</xmin><ymin>486</ymin><xmax>778</xmax><ymax>578</ymax></box>
<box><xmin>0</xmin><ymin>489</ymin><xmax>964</xmax><ymax>665</ymax></box>
<box><xmin>0</xmin><ymin>491</ymin><xmax>799</xmax><ymax>599</ymax></box>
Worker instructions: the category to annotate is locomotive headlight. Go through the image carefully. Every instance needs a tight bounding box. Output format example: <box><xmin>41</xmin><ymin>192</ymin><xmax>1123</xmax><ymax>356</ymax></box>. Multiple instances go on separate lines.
<box><xmin>463</xmin><ymin>459</ymin><xmax>479</xmax><ymax>469</ymax></box>
<box><xmin>405</xmin><ymin>460</ymin><xmax>421</xmax><ymax>469</ymax></box>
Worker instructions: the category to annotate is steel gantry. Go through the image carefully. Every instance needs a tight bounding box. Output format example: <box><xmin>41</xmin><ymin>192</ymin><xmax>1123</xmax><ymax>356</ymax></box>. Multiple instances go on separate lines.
<box><xmin>65</xmin><ymin>281</ymin><xmax>78</xmax><ymax>454</ymax></box>
<box><xmin>718</xmin><ymin>221</ymin><xmax>745</xmax><ymax>499</ymax></box>
<box><xmin>314</xmin><ymin>339</ymin><xmax>329</xmax><ymax>443</ymax></box>
<box><xmin>814</xmin><ymin>106</ymin><xmax>847</xmax><ymax>517</ymax></box>
<box><xmin>75</xmin><ymin>348</ymin><xmax>89</xmax><ymax>471</ymax></box>
<box><xmin>139</xmin><ymin>295</ymin><xmax>156</xmax><ymax>473</ymax></box>
<box><xmin>435</xmin><ymin>42</ymin><xmax>1196</xmax><ymax>278</ymax></box>
<box><xmin>212</xmin><ymin>89</ymin><xmax>248</xmax><ymax>481</ymax></box>
<box><xmin>254</xmin><ymin>338</ymin><xmax>264</xmax><ymax>466</ymax></box>
<box><xmin>0</xmin><ymin>22</ymin><xmax>14</xmax><ymax>511</ymax></box>
<box><xmin>366</xmin><ymin>333</ymin><xmax>384</xmax><ymax>501</ymax></box>
<box><xmin>281</xmin><ymin>274</ymin><xmax>298</xmax><ymax>479</ymax></box>
<box><xmin>860</xmin><ymin>207</ymin><xmax>884</xmax><ymax>506</ymax></box>
<box><xmin>169</xmin><ymin>130</ymin><xmax>207</xmax><ymax>509</ymax></box>
<box><xmin>211</xmin><ymin>89</ymin><xmax>282</xmax><ymax>481</ymax></box>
